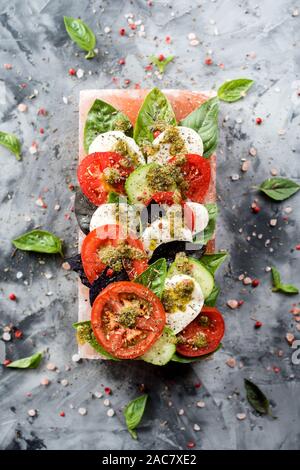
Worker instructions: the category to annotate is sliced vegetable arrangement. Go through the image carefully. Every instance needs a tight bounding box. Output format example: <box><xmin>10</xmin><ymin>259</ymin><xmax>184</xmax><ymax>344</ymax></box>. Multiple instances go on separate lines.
<box><xmin>72</xmin><ymin>88</ymin><xmax>227</xmax><ymax>364</ymax></box>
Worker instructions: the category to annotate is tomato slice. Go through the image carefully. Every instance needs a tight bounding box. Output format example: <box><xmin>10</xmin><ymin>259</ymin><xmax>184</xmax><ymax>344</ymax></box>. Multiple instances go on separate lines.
<box><xmin>145</xmin><ymin>191</ymin><xmax>181</xmax><ymax>206</ymax></box>
<box><xmin>91</xmin><ymin>281</ymin><xmax>166</xmax><ymax>359</ymax></box>
<box><xmin>169</xmin><ymin>154</ymin><xmax>211</xmax><ymax>203</ymax></box>
<box><xmin>176</xmin><ymin>306</ymin><xmax>225</xmax><ymax>357</ymax></box>
<box><xmin>77</xmin><ymin>152</ymin><xmax>135</xmax><ymax>205</ymax></box>
<box><xmin>81</xmin><ymin>224</ymin><xmax>148</xmax><ymax>284</ymax></box>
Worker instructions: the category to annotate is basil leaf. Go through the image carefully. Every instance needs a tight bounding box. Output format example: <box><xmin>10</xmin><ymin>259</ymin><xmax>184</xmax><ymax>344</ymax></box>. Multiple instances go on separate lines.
<box><xmin>271</xmin><ymin>267</ymin><xmax>299</xmax><ymax>295</ymax></box>
<box><xmin>171</xmin><ymin>343</ymin><xmax>222</xmax><ymax>363</ymax></box>
<box><xmin>134</xmin><ymin>258</ymin><xmax>167</xmax><ymax>298</ymax></box>
<box><xmin>12</xmin><ymin>229</ymin><xmax>63</xmax><ymax>256</ymax></box>
<box><xmin>7</xmin><ymin>352</ymin><xmax>42</xmax><ymax>369</ymax></box>
<box><xmin>0</xmin><ymin>131</ymin><xmax>21</xmax><ymax>160</ymax></box>
<box><xmin>204</xmin><ymin>284</ymin><xmax>220</xmax><ymax>307</ymax></box>
<box><xmin>199</xmin><ymin>252</ymin><xmax>228</xmax><ymax>275</ymax></box>
<box><xmin>259</xmin><ymin>177</ymin><xmax>300</xmax><ymax>201</ymax></box>
<box><xmin>133</xmin><ymin>88</ymin><xmax>176</xmax><ymax>147</ymax></box>
<box><xmin>124</xmin><ymin>394</ymin><xmax>148</xmax><ymax>439</ymax></box>
<box><xmin>244</xmin><ymin>379</ymin><xmax>271</xmax><ymax>415</ymax></box>
<box><xmin>84</xmin><ymin>99</ymin><xmax>132</xmax><ymax>153</ymax></box>
<box><xmin>149</xmin><ymin>55</ymin><xmax>174</xmax><ymax>74</ymax></box>
<box><xmin>63</xmin><ymin>16</ymin><xmax>96</xmax><ymax>58</ymax></box>
<box><xmin>202</xmin><ymin>204</ymin><xmax>218</xmax><ymax>244</ymax></box>
<box><xmin>218</xmin><ymin>78</ymin><xmax>254</xmax><ymax>102</ymax></box>
<box><xmin>179</xmin><ymin>97</ymin><xmax>219</xmax><ymax>158</ymax></box>
<box><xmin>73</xmin><ymin>321</ymin><xmax>120</xmax><ymax>360</ymax></box>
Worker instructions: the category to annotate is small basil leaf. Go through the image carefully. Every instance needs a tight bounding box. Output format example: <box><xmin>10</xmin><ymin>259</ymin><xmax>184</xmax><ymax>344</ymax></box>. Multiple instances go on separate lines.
<box><xmin>171</xmin><ymin>343</ymin><xmax>222</xmax><ymax>363</ymax></box>
<box><xmin>149</xmin><ymin>55</ymin><xmax>174</xmax><ymax>74</ymax></box>
<box><xmin>0</xmin><ymin>131</ymin><xmax>22</xmax><ymax>160</ymax></box>
<box><xmin>244</xmin><ymin>379</ymin><xmax>271</xmax><ymax>415</ymax></box>
<box><xmin>73</xmin><ymin>321</ymin><xmax>119</xmax><ymax>360</ymax></box>
<box><xmin>204</xmin><ymin>284</ymin><xmax>220</xmax><ymax>307</ymax></box>
<box><xmin>179</xmin><ymin>97</ymin><xmax>219</xmax><ymax>158</ymax></box>
<box><xmin>199</xmin><ymin>252</ymin><xmax>228</xmax><ymax>275</ymax></box>
<box><xmin>134</xmin><ymin>258</ymin><xmax>167</xmax><ymax>299</ymax></box>
<box><xmin>133</xmin><ymin>88</ymin><xmax>176</xmax><ymax>147</ymax></box>
<box><xmin>271</xmin><ymin>267</ymin><xmax>281</xmax><ymax>288</ymax></box>
<box><xmin>63</xmin><ymin>16</ymin><xmax>96</xmax><ymax>57</ymax></box>
<box><xmin>74</xmin><ymin>187</ymin><xmax>97</xmax><ymax>235</ymax></box>
<box><xmin>7</xmin><ymin>352</ymin><xmax>42</xmax><ymax>369</ymax></box>
<box><xmin>271</xmin><ymin>267</ymin><xmax>299</xmax><ymax>295</ymax></box>
<box><xmin>124</xmin><ymin>395</ymin><xmax>148</xmax><ymax>439</ymax></box>
<box><xmin>84</xmin><ymin>99</ymin><xmax>132</xmax><ymax>153</ymax></box>
<box><xmin>12</xmin><ymin>230</ymin><xmax>63</xmax><ymax>256</ymax></box>
<box><xmin>200</xmin><ymin>204</ymin><xmax>218</xmax><ymax>244</ymax></box>
<box><xmin>259</xmin><ymin>177</ymin><xmax>300</xmax><ymax>201</ymax></box>
<box><xmin>107</xmin><ymin>192</ymin><xmax>128</xmax><ymax>204</ymax></box>
<box><xmin>218</xmin><ymin>78</ymin><xmax>254</xmax><ymax>102</ymax></box>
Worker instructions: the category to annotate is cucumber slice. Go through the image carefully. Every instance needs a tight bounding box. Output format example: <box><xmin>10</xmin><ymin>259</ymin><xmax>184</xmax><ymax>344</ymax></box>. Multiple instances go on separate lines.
<box><xmin>141</xmin><ymin>327</ymin><xmax>176</xmax><ymax>366</ymax></box>
<box><xmin>168</xmin><ymin>257</ymin><xmax>214</xmax><ymax>300</ymax></box>
<box><xmin>125</xmin><ymin>163</ymin><xmax>176</xmax><ymax>204</ymax></box>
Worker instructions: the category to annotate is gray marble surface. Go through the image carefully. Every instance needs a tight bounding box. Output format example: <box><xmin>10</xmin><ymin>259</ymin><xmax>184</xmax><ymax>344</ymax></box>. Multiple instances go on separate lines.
<box><xmin>0</xmin><ymin>0</ymin><xmax>300</xmax><ymax>451</ymax></box>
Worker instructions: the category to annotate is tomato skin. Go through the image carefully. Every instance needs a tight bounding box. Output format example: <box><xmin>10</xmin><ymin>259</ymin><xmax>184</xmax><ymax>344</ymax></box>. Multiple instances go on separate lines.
<box><xmin>77</xmin><ymin>152</ymin><xmax>135</xmax><ymax>205</ymax></box>
<box><xmin>170</xmin><ymin>154</ymin><xmax>211</xmax><ymax>203</ymax></box>
<box><xmin>176</xmin><ymin>306</ymin><xmax>225</xmax><ymax>357</ymax></box>
<box><xmin>145</xmin><ymin>191</ymin><xmax>181</xmax><ymax>206</ymax></box>
<box><xmin>81</xmin><ymin>224</ymin><xmax>148</xmax><ymax>284</ymax></box>
<box><xmin>91</xmin><ymin>281</ymin><xmax>166</xmax><ymax>359</ymax></box>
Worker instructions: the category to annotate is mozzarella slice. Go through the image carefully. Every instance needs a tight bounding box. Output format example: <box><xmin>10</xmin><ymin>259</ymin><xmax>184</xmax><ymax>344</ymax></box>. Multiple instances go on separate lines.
<box><xmin>141</xmin><ymin>218</ymin><xmax>193</xmax><ymax>254</ymax></box>
<box><xmin>163</xmin><ymin>274</ymin><xmax>204</xmax><ymax>334</ymax></box>
<box><xmin>89</xmin><ymin>131</ymin><xmax>145</xmax><ymax>165</ymax></box>
<box><xmin>90</xmin><ymin>203</ymin><xmax>141</xmax><ymax>235</ymax></box>
<box><xmin>148</xmin><ymin>126</ymin><xmax>204</xmax><ymax>165</ymax></box>
<box><xmin>184</xmin><ymin>202</ymin><xmax>209</xmax><ymax>235</ymax></box>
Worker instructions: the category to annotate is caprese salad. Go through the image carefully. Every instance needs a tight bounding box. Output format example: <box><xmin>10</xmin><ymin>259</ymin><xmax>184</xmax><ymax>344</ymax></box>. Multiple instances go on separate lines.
<box><xmin>71</xmin><ymin>88</ymin><xmax>226</xmax><ymax>365</ymax></box>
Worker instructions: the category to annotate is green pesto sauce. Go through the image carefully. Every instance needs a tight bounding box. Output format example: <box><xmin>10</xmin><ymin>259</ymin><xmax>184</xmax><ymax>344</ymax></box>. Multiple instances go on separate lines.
<box><xmin>76</xmin><ymin>323</ymin><xmax>93</xmax><ymax>345</ymax></box>
<box><xmin>98</xmin><ymin>241</ymin><xmax>147</xmax><ymax>272</ymax></box>
<box><xmin>193</xmin><ymin>331</ymin><xmax>208</xmax><ymax>348</ymax></box>
<box><xmin>118</xmin><ymin>305</ymin><xmax>140</xmax><ymax>328</ymax></box>
<box><xmin>103</xmin><ymin>167</ymin><xmax>121</xmax><ymax>185</ymax></box>
<box><xmin>174</xmin><ymin>252</ymin><xmax>193</xmax><ymax>275</ymax></box>
<box><xmin>146</xmin><ymin>165</ymin><xmax>175</xmax><ymax>192</ymax></box>
<box><xmin>113</xmin><ymin>139</ymin><xmax>140</xmax><ymax>167</ymax></box>
<box><xmin>159</xmin><ymin>126</ymin><xmax>187</xmax><ymax>156</ymax></box>
<box><xmin>162</xmin><ymin>279</ymin><xmax>194</xmax><ymax>313</ymax></box>
<box><xmin>113</xmin><ymin>116</ymin><xmax>131</xmax><ymax>133</ymax></box>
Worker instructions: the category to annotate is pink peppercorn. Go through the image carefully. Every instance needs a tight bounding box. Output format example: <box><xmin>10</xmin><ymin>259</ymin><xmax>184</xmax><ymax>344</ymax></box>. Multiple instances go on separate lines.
<box><xmin>256</xmin><ymin>117</ymin><xmax>262</xmax><ymax>125</ymax></box>
<box><xmin>104</xmin><ymin>387</ymin><xmax>111</xmax><ymax>395</ymax></box>
<box><xmin>119</xmin><ymin>28</ymin><xmax>126</xmax><ymax>36</ymax></box>
<box><xmin>255</xmin><ymin>321</ymin><xmax>262</xmax><ymax>329</ymax></box>
<box><xmin>252</xmin><ymin>279</ymin><xmax>260</xmax><ymax>288</ymax></box>
<box><xmin>295</xmin><ymin>245</ymin><xmax>300</xmax><ymax>250</ymax></box>
<box><xmin>119</xmin><ymin>58</ymin><xmax>125</xmax><ymax>65</ymax></box>
<box><xmin>39</xmin><ymin>128</ymin><xmax>44</xmax><ymax>134</ymax></box>
<box><xmin>252</xmin><ymin>205</ymin><xmax>261</xmax><ymax>214</ymax></box>
<box><xmin>3</xmin><ymin>359</ymin><xmax>11</xmax><ymax>366</ymax></box>
<box><xmin>9</xmin><ymin>293</ymin><xmax>16</xmax><ymax>301</ymax></box>
<box><xmin>153</xmin><ymin>130</ymin><xmax>161</xmax><ymax>139</ymax></box>
<box><xmin>60</xmin><ymin>411</ymin><xmax>65</xmax><ymax>417</ymax></box>
<box><xmin>205</xmin><ymin>57</ymin><xmax>213</xmax><ymax>65</ymax></box>
<box><xmin>68</xmin><ymin>68</ymin><xmax>76</xmax><ymax>76</ymax></box>
<box><xmin>14</xmin><ymin>329</ymin><xmax>23</xmax><ymax>339</ymax></box>
<box><xmin>187</xmin><ymin>441</ymin><xmax>195</xmax><ymax>449</ymax></box>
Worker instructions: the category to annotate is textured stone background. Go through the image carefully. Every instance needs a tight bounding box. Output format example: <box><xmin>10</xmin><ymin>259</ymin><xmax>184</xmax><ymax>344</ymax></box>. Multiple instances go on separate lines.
<box><xmin>0</xmin><ymin>0</ymin><xmax>300</xmax><ymax>451</ymax></box>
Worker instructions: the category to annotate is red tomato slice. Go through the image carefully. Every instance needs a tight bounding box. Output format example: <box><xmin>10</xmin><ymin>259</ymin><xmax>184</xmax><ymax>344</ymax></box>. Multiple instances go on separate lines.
<box><xmin>170</xmin><ymin>154</ymin><xmax>211</xmax><ymax>203</ymax></box>
<box><xmin>145</xmin><ymin>191</ymin><xmax>181</xmax><ymax>206</ymax></box>
<box><xmin>176</xmin><ymin>306</ymin><xmax>225</xmax><ymax>357</ymax></box>
<box><xmin>91</xmin><ymin>281</ymin><xmax>166</xmax><ymax>359</ymax></box>
<box><xmin>77</xmin><ymin>152</ymin><xmax>134</xmax><ymax>205</ymax></box>
<box><xmin>81</xmin><ymin>224</ymin><xmax>148</xmax><ymax>284</ymax></box>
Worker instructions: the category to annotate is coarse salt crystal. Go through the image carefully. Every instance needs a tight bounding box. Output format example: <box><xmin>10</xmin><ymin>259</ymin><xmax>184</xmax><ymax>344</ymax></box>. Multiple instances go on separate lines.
<box><xmin>62</xmin><ymin>96</ymin><xmax>68</xmax><ymax>104</ymax></box>
<box><xmin>270</xmin><ymin>219</ymin><xmax>277</xmax><ymax>227</ymax></box>
<box><xmin>193</xmin><ymin>424</ymin><xmax>201</xmax><ymax>431</ymax></box>
<box><xmin>104</xmin><ymin>26</ymin><xmax>111</xmax><ymax>33</ymax></box>
<box><xmin>76</xmin><ymin>69</ymin><xmax>84</xmax><ymax>79</ymax></box>
<box><xmin>46</xmin><ymin>362</ymin><xmax>56</xmax><ymax>371</ymax></box>
<box><xmin>29</xmin><ymin>144</ymin><xmax>38</xmax><ymax>155</ymax></box>
<box><xmin>28</xmin><ymin>409</ymin><xmax>36</xmax><ymax>417</ymax></box>
<box><xmin>265</xmin><ymin>266</ymin><xmax>271</xmax><ymax>272</ymax></box>
<box><xmin>107</xmin><ymin>408</ymin><xmax>115</xmax><ymax>417</ymax></box>
<box><xmin>62</xmin><ymin>262</ymin><xmax>71</xmax><ymax>270</ymax></box>
<box><xmin>72</xmin><ymin>353</ymin><xmax>81</xmax><ymax>363</ymax></box>
<box><xmin>286</xmin><ymin>333</ymin><xmax>295</xmax><ymax>345</ymax></box>
<box><xmin>270</xmin><ymin>168</ymin><xmax>278</xmax><ymax>176</ymax></box>
<box><xmin>249</xmin><ymin>147</ymin><xmax>257</xmax><ymax>157</ymax></box>
<box><xmin>226</xmin><ymin>357</ymin><xmax>236</xmax><ymax>368</ymax></box>
<box><xmin>94</xmin><ymin>391</ymin><xmax>103</xmax><ymax>398</ymax></box>
<box><xmin>196</xmin><ymin>401</ymin><xmax>205</xmax><ymax>408</ymax></box>
<box><xmin>231</xmin><ymin>174</ymin><xmax>240</xmax><ymax>181</ymax></box>
<box><xmin>238</xmin><ymin>274</ymin><xmax>245</xmax><ymax>281</ymax></box>
<box><xmin>243</xmin><ymin>277</ymin><xmax>252</xmax><ymax>285</ymax></box>
<box><xmin>45</xmin><ymin>272</ymin><xmax>53</xmax><ymax>280</ymax></box>
<box><xmin>40</xmin><ymin>377</ymin><xmax>50</xmax><ymax>386</ymax></box>
<box><xmin>16</xmin><ymin>271</ymin><xmax>23</xmax><ymax>279</ymax></box>
<box><xmin>236</xmin><ymin>413</ymin><xmax>246</xmax><ymax>420</ymax></box>
<box><xmin>284</xmin><ymin>207</ymin><xmax>292</xmax><ymax>214</ymax></box>
<box><xmin>61</xmin><ymin>379</ymin><xmax>69</xmax><ymax>387</ymax></box>
<box><xmin>190</xmin><ymin>39</ymin><xmax>199</xmax><ymax>46</ymax></box>
<box><xmin>188</xmin><ymin>33</ymin><xmax>196</xmax><ymax>40</ymax></box>
<box><xmin>2</xmin><ymin>332</ymin><xmax>11</xmax><ymax>341</ymax></box>
<box><xmin>78</xmin><ymin>407</ymin><xmax>87</xmax><ymax>415</ymax></box>
<box><xmin>18</xmin><ymin>103</ymin><xmax>28</xmax><ymax>112</ymax></box>
<box><xmin>241</xmin><ymin>161</ymin><xmax>250</xmax><ymax>172</ymax></box>
<box><xmin>178</xmin><ymin>409</ymin><xmax>184</xmax><ymax>416</ymax></box>
<box><xmin>54</xmin><ymin>204</ymin><xmax>60</xmax><ymax>211</ymax></box>
<box><xmin>103</xmin><ymin>399</ymin><xmax>110</xmax><ymax>407</ymax></box>
<box><xmin>227</xmin><ymin>299</ymin><xmax>239</xmax><ymax>309</ymax></box>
